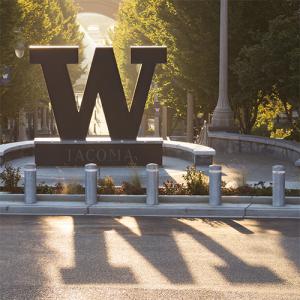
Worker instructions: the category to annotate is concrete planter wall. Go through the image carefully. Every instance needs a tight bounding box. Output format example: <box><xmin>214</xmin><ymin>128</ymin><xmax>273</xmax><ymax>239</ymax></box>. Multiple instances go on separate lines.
<box><xmin>1</xmin><ymin>193</ymin><xmax>299</xmax><ymax>204</ymax></box>
<box><xmin>208</xmin><ymin>132</ymin><xmax>300</xmax><ymax>165</ymax></box>
<box><xmin>0</xmin><ymin>141</ymin><xmax>34</xmax><ymax>166</ymax></box>
<box><xmin>1</xmin><ymin>193</ymin><xmax>299</xmax><ymax>218</ymax></box>
<box><xmin>0</xmin><ymin>140</ymin><xmax>216</xmax><ymax>166</ymax></box>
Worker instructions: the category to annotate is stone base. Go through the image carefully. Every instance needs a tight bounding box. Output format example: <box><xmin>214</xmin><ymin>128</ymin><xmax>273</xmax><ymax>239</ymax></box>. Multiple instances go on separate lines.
<box><xmin>210</xmin><ymin>106</ymin><xmax>236</xmax><ymax>132</ymax></box>
<box><xmin>34</xmin><ymin>138</ymin><xmax>162</xmax><ymax>166</ymax></box>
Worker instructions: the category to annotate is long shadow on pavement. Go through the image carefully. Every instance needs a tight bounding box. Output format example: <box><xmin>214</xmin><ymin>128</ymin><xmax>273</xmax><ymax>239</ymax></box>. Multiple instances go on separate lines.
<box><xmin>254</xmin><ymin>219</ymin><xmax>300</xmax><ymax>271</ymax></box>
<box><xmin>61</xmin><ymin>216</ymin><xmax>282</xmax><ymax>285</ymax></box>
<box><xmin>0</xmin><ymin>216</ymin><xmax>54</xmax><ymax>300</ymax></box>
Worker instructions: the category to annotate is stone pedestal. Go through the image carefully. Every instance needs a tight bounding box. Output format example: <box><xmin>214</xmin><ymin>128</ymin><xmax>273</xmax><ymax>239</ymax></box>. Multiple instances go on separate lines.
<box><xmin>34</xmin><ymin>137</ymin><xmax>163</xmax><ymax>166</ymax></box>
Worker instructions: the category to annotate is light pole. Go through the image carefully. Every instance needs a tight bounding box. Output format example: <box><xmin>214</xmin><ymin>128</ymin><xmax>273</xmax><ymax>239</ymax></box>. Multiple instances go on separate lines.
<box><xmin>14</xmin><ymin>28</ymin><xmax>25</xmax><ymax>59</ymax></box>
<box><xmin>210</xmin><ymin>0</ymin><xmax>235</xmax><ymax>131</ymax></box>
<box><xmin>0</xmin><ymin>66</ymin><xmax>12</xmax><ymax>144</ymax></box>
<box><xmin>14</xmin><ymin>28</ymin><xmax>28</xmax><ymax>141</ymax></box>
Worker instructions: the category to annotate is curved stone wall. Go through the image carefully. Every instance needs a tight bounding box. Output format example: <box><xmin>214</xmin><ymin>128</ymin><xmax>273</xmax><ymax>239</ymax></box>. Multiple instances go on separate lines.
<box><xmin>208</xmin><ymin>132</ymin><xmax>300</xmax><ymax>165</ymax></box>
<box><xmin>0</xmin><ymin>140</ymin><xmax>216</xmax><ymax>166</ymax></box>
<box><xmin>0</xmin><ymin>141</ymin><xmax>34</xmax><ymax>165</ymax></box>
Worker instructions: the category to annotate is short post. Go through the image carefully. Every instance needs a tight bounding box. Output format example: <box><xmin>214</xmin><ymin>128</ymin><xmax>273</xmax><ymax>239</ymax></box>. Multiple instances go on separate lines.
<box><xmin>272</xmin><ymin>165</ymin><xmax>285</xmax><ymax>207</ymax></box>
<box><xmin>146</xmin><ymin>163</ymin><xmax>159</xmax><ymax>205</ymax></box>
<box><xmin>209</xmin><ymin>165</ymin><xmax>222</xmax><ymax>206</ymax></box>
<box><xmin>24</xmin><ymin>163</ymin><xmax>37</xmax><ymax>204</ymax></box>
<box><xmin>85</xmin><ymin>163</ymin><xmax>98</xmax><ymax>205</ymax></box>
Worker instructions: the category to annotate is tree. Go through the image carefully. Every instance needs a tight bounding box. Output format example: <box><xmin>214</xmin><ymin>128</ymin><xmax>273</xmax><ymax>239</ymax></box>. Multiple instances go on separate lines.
<box><xmin>0</xmin><ymin>0</ymin><xmax>83</xmax><ymax>128</ymax></box>
<box><xmin>112</xmin><ymin>0</ymin><xmax>299</xmax><ymax>138</ymax></box>
<box><xmin>112</xmin><ymin>0</ymin><xmax>220</xmax><ymax>125</ymax></box>
<box><xmin>232</xmin><ymin>5</ymin><xmax>299</xmax><ymax>139</ymax></box>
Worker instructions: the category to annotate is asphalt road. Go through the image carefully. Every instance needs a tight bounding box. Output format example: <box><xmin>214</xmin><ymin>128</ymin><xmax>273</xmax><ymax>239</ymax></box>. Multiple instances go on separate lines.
<box><xmin>0</xmin><ymin>216</ymin><xmax>299</xmax><ymax>300</ymax></box>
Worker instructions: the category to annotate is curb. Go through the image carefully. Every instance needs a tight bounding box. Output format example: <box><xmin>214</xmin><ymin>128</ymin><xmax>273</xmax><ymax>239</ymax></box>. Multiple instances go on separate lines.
<box><xmin>0</xmin><ymin>201</ymin><xmax>299</xmax><ymax>218</ymax></box>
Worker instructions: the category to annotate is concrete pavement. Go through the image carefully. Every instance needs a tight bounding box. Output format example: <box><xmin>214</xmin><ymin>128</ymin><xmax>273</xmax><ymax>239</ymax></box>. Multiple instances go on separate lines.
<box><xmin>0</xmin><ymin>216</ymin><xmax>299</xmax><ymax>299</ymax></box>
<box><xmin>2</xmin><ymin>151</ymin><xmax>300</xmax><ymax>189</ymax></box>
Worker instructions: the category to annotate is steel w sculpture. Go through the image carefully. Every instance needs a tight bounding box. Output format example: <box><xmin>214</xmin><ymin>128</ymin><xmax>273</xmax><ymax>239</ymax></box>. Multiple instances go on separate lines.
<box><xmin>30</xmin><ymin>46</ymin><xmax>167</xmax><ymax>166</ymax></box>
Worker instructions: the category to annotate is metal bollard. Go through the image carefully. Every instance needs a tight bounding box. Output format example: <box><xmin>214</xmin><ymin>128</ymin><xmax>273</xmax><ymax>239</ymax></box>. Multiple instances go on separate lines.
<box><xmin>24</xmin><ymin>163</ymin><xmax>37</xmax><ymax>204</ymax></box>
<box><xmin>146</xmin><ymin>163</ymin><xmax>159</xmax><ymax>205</ymax></box>
<box><xmin>272</xmin><ymin>165</ymin><xmax>285</xmax><ymax>207</ymax></box>
<box><xmin>85</xmin><ymin>163</ymin><xmax>98</xmax><ymax>205</ymax></box>
<box><xmin>209</xmin><ymin>165</ymin><xmax>222</xmax><ymax>206</ymax></box>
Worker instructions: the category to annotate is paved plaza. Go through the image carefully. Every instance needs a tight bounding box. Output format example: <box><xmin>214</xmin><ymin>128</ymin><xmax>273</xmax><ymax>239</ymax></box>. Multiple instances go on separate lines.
<box><xmin>3</xmin><ymin>152</ymin><xmax>299</xmax><ymax>189</ymax></box>
<box><xmin>0</xmin><ymin>216</ymin><xmax>299</xmax><ymax>299</ymax></box>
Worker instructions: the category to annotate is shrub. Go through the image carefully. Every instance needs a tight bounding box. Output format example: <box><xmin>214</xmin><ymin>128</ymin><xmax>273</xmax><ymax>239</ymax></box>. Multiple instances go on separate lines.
<box><xmin>0</xmin><ymin>164</ymin><xmax>21</xmax><ymax>193</ymax></box>
<box><xmin>37</xmin><ymin>182</ymin><xmax>56</xmax><ymax>194</ymax></box>
<box><xmin>58</xmin><ymin>182</ymin><xmax>84</xmax><ymax>194</ymax></box>
<box><xmin>98</xmin><ymin>176</ymin><xmax>116</xmax><ymax>194</ymax></box>
<box><xmin>182</xmin><ymin>165</ymin><xmax>208</xmax><ymax>195</ymax></box>
<box><xmin>54</xmin><ymin>182</ymin><xmax>64</xmax><ymax>194</ymax></box>
<box><xmin>121</xmin><ymin>181</ymin><xmax>145</xmax><ymax>195</ymax></box>
<box><xmin>161</xmin><ymin>180</ymin><xmax>187</xmax><ymax>195</ymax></box>
<box><xmin>122</xmin><ymin>172</ymin><xmax>144</xmax><ymax>195</ymax></box>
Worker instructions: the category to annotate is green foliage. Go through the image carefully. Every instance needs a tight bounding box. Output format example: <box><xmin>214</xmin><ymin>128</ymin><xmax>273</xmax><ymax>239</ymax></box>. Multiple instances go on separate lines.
<box><xmin>36</xmin><ymin>181</ymin><xmax>84</xmax><ymax>194</ymax></box>
<box><xmin>222</xmin><ymin>183</ymin><xmax>299</xmax><ymax>197</ymax></box>
<box><xmin>161</xmin><ymin>180</ymin><xmax>186</xmax><ymax>195</ymax></box>
<box><xmin>0</xmin><ymin>0</ymin><xmax>83</xmax><ymax>122</ymax></box>
<box><xmin>61</xmin><ymin>182</ymin><xmax>84</xmax><ymax>194</ymax></box>
<box><xmin>121</xmin><ymin>181</ymin><xmax>145</xmax><ymax>195</ymax></box>
<box><xmin>121</xmin><ymin>172</ymin><xmax>144</xmax><ymax>195</ymax></box>
<box><xmin>98</xmin><ymin>176</ymin><xmax>116</xmax><ymax>194</ymax></box>
<box><xmin>182</xmin><ymin>165</ymin><xmax>208</xmax><ymax>195</ymax></box>
<box><xmin>160</xmin><ymin>165</ymin><xmax>208</xmax><ymax>195</ymax></box>
<box><xmin>253</xmin><ymin>88</ymin><xmax>293</xmax><ymax>139</ymax></box>
<box><xmin>232</xmin><ymin>4</ymin><xmax>299</xmax><ymax>138</ymax></box>
<box><xmin>112</xmin><ymin>0</ymin><xmax>219</xmax><ymax>123</ymax></box>
<box><xmin>0</xmin><ymin>164</ymin><xmax>21</xmax><ymax>193</ymax></box>
<box><xmin>112</xmin><ymin>0</ymin><xmax>299</xmax><ymax>139</ymax></box>
<box><xmin>37</xmin><ymin>182</ymin><xmax>56</xmax><ymax>194</ymax></box>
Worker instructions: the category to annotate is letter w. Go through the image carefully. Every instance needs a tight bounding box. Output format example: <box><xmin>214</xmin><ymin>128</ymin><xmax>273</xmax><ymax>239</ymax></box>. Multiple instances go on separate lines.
<box><xmin>30</xmin><ymin>46</ymin><xmax>167</xmax><ymax>140</ymax></box>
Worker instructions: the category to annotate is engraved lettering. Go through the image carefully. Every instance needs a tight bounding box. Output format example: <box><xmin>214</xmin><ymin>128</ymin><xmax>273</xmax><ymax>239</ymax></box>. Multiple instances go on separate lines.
<box><xmin>96</xmin><ymin>149</ymin><xmax>106</xmax><ymax>162</ymax></box>
<box><xmin>109</xmin><ymin>149</ymin><xmax>121</xmax><ymax>161</ymax></box>
<box><xmin>74</xmin><ymin>150</ymin><xmax>84</xmax><ymax>162</ymax></box>
<box><xmin>86</xmin><ymin>149</ymin><xmax>95</xmax><ymax>161</ymax></box>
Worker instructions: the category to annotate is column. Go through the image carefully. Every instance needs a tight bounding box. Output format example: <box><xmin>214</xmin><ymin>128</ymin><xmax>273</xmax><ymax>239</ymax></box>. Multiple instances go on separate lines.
<box><xmin>210</xmin><ymin>0</ymin><xmax>234</xmax><ymax>130</ymax></box>
<box><xmin>18</xmin><ymin>109</ymin><xmax>27</xmax><ymax>141</ymax></box>
<box><xmin>187</xmin><ymin>91</ymin><xmax>194</xmax><ymax>143</ymax></box>
<box><xmin>41</xmin><ymin>106</ymin><xmax>48</xmax><ymax>133</ymax></box>
<box><xmin>161</xmin><ymin>106</ymin><xmax>168</xmax><ymax>140</ymax></box>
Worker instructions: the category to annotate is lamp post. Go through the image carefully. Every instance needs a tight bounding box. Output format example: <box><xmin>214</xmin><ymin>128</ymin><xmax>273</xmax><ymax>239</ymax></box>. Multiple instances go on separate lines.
<box><xmin>15</xmin><ymin>41</ymin><xmax>25</xmax><ymax>59</ymax></box>
<box><xmin>14</xmin><ymin>28</ymin><xmax>25</xmax><ymax>59</ymax></box>
<box><xmin>0</xmin><ymin>66</ymin><xmax>12</xmax><ymax>144</ymax></box>
<box><xmin>14</xmin><ymin>28</ymin><xmax>27</xmax><ymax>141</ymax></box>
<box><xmin>210</xmin><ymin>0</ymin><xmax>235</xmax><ymax>131</ymax></box>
